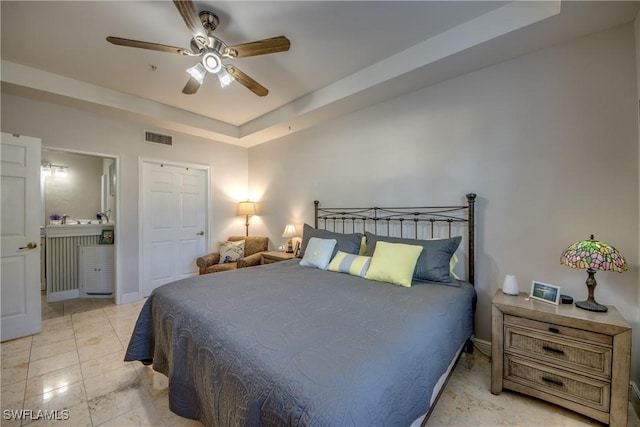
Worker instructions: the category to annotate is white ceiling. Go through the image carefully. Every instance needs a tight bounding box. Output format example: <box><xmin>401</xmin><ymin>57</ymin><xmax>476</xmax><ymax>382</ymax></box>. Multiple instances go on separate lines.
<box><xmin>2</xmin><ymin>1</ymin><xmax>639</xmax><ymax>147</ymax></box>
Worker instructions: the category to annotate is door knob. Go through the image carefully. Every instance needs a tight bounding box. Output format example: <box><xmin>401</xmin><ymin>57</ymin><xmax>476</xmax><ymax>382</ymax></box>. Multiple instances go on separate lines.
<box><xmin>196</xmin><ymin>231</ymin><xmax>204</xmax><ymax>236</ymax></box>
<box><xmin>19</xmin><ymin>242</ymin><xmax>38</xmax><ymax>250</ymax></box>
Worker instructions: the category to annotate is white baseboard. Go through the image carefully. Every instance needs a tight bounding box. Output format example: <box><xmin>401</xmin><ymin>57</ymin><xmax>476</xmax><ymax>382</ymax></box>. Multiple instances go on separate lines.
<box><xmin>474</xmin><ymin>338</ymin><xmax>491</xmax><ymax>357</ymax></box>
<box><xmin>80</xmin><ymin>291</ymin><xmax>112</xmax><ymax>299</ymax></box>
<box><xmin>47</xmin><ymin>289</ymin><xmax>79</xmax><ymax>302</ymax></box>
<box><xmin>119</xmin><ymin>291</ymin><xmax>140</xmax><ymax>305</ymax></box>
<box><xmin>631</xmin><ymin>381</ymin><xmax>640</xmax><ymax>419</ymax></box>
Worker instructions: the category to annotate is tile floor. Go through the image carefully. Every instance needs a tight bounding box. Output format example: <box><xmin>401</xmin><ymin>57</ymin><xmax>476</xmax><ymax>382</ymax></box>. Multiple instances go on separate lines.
<box><xmin>40</xmin><ymin>295</ymin><xmax>115</xmax><ymax>321</ymax></box>
<box><xmin>2</xmin><ymin>298</ymin><xmax>639</xmax><ymax>426</ymax></box>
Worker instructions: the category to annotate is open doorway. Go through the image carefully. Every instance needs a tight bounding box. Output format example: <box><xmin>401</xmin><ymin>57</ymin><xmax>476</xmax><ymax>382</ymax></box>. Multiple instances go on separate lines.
<box><xmin>41</xmin><ymin>148</ymin><xmax>118</xmax><ymax>317</ymax></box>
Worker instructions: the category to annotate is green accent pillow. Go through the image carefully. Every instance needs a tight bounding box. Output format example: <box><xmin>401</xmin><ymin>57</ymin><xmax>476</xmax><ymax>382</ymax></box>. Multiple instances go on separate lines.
<box><xmin>328</xmin><ymin>251</ymin><xmax>371</xmax><ymax>277</ymax></box>
<box><xmin>364</xmin><ymin>241</ymin><xmax>423</xmax><ymax>287</ymax></box>
<box><xmin>450</xmin><ymin>253</ymin><xmax>460</xmax><ymax>280</ymax></box>
<box><xmin>299</xmin><ymin>237</ymin><xmax>337</xmax><ymax>270</ymax></box>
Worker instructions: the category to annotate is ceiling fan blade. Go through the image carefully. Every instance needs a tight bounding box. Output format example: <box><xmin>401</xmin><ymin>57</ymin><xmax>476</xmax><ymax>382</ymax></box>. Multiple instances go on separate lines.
<box><xmin>106</xmin><ymin>36</ymin><xmax>189</xmax><ymax>55</ymax></box>
<box><xmin>182</xmin><ymin>76</ymin><xmax>202</xmax><ymax>95</ymax></box>
<box><xmin>224</xmin><ymin>65</ymin><xmax>268</xmax><ymax>97</ymax></box>
<box><xmin>225</xmin><ymin>36</ymin><xmax>291</xmax><ymax>58</ymax></box>
<box><xmin>173</xmin><ymin>0</ymin><xmax>205</xmax><ymax>38</ymax></box>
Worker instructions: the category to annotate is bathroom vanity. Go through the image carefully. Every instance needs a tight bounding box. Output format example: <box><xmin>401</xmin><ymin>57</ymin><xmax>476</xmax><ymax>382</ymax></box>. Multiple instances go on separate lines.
<box><xmin>45</xmin><ymin>224</ymin><xmax>114</xmax><ymax>301</ymax></box>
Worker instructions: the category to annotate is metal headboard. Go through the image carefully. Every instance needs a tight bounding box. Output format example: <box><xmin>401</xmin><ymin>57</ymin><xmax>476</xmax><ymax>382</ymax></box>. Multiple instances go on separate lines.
<box><xmin>314</xmin><ymin>193</ymin><xmax>477</xmax><ymax>285</ymax></box>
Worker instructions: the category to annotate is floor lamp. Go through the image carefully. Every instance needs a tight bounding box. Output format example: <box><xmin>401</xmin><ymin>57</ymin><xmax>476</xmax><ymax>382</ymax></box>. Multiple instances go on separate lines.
<box><xmin>237</xmin><ymin>201</ymin><xmax>257</xmax><ymax>236</ymax></box>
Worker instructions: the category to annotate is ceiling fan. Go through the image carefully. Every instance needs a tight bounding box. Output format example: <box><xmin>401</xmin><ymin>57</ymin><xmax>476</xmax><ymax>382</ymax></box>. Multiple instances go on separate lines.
<box><xmin>106</xmin><ymin>0</ymin><xmax>290</xmax><ymax>97</ymax></box>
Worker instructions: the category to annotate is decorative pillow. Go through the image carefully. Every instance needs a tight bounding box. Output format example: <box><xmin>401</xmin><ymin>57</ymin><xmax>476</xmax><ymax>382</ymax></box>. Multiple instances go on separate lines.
<box><xmin>328</xmin><ymin>251</ymin><xmax>371</xmax><ymax>278</ymax></box>
<box><xmin>365</xmin><ymin>241</ymin><xmax>423</xmax><ymax>287</ymax></box>
<box><xmin>358</xmin><ymin>235</ymin><xmax>367</xmax><ymax>255</ymax></box>
<box><xmin>450</xmin><ymin>253</ymin><xmax>460</xmax><ymax>280</ymax></box>
<box><xmin>430</xmin><ymin>238</ymin><xmax>461</xmax><ymax>280</ymax></box>
<box><xmin>298</xmin><ymin>223</ymin><xmax>362</xmax><ymax>258</ymax></box>
<box><xmin>299</xmin><ymin>237</ymin><xmax>337</xmax><ymax>270</ymax></box>
<box><xmin>218</xmin><ymin>240</ymin><xmax>245</xmax><ymax>264</ymax></box>
<box><xmin>364</xmin><ymin>232</ymin><xmax>461</xmax><ymax>284</ymax></box>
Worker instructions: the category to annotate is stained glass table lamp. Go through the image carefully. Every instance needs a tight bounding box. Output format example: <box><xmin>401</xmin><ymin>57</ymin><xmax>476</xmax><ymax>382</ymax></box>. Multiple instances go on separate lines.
<box><xmin>560</xmin><ymin>234</ymin><xmax>627</xmax><ymax>312</ymax></box>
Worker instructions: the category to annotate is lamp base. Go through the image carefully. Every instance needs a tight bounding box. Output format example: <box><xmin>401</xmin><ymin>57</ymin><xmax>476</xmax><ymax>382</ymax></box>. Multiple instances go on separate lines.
<box><xmin>575</xmin><ymin>299</ymin><xmax>608</xmax><ymax>312</ymax></box>
<box><xmin>574</xmin><ymin>268</ymin><xmax>608</xmax><ymax>312</ymax></box>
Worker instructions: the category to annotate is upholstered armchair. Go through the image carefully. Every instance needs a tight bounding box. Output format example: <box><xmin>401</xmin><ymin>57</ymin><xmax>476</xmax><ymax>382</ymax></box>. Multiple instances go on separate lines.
<box><xmin>196</xmin><ymin>236</ymin><xmax>269</xmax><ymax>275</ymax></box>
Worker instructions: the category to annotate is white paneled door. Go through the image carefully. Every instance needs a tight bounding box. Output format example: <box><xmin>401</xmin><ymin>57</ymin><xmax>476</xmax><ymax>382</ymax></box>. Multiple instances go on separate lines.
<box><xmin>1</xmin><ymin>133</ymin><xmax>42</xmax><ymax>342</ymax></box>
<box><xmin>141</xmin><ymin>162</ymin><xmax>207</xmax><ymax>297</ymax></box>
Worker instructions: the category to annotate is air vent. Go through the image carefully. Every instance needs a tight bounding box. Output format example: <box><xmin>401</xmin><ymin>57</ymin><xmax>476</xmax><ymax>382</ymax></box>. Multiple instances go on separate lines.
<box><xmin>144</xmin><ymin>130</ymin><xmax>172</xmax><ymax>146</ymax></box>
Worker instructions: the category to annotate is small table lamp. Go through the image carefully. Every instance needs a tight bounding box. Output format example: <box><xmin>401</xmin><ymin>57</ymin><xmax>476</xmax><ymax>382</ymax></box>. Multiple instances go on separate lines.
<box><xmin>560</xmin><ymin>234</ymin><xmax>627</xmax><ymax>312</ymax></box>
<box><xmin>281</xmin><ymin>224</ymin><xmax>298</xmax><ymax>253</ymax></box>
<box><xmin>237</xmin><ymin>201</ymin><xmax>257</xmax><ymax>236</ymax></box>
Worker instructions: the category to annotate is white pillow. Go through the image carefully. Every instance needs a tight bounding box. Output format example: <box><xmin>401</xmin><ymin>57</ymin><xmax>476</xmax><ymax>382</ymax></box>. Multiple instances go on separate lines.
<box><xmin>218</xmin><ymin>240</ymin><xmax>245</xmax><ymax>264</ymax></box>
<box><xmin>299</xmin><ymin>237</ymin><xmax>337</xmax><ymax>270</ymax></box>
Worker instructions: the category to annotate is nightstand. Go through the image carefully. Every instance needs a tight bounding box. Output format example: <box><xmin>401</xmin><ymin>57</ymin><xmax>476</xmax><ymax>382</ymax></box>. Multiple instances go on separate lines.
<box><xmin>261</xmin><ymin>251</ymin><xmax>296</xmax><ymax>264</ymax></box>
<box><xmin>491</xmin><ymin>290</ymin><xmax>631</xmax><ymax>426</ymax></box>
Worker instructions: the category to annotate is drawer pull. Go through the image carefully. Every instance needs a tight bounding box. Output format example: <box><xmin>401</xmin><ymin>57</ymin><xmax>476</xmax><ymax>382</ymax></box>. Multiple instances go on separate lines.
<box><xmin>548</xmin><ymin>327</ymin><xmax>560</xmax><ymax>333</ymax></box>
<box><xmin>542</xmin><ymin>345</ymin><xmax>565</xmax><ymax>355</ymax></box>
<box><xmin>542</xmin><ymin>376</ymin><xmax>564</xmax><ymax>387</ymax></box>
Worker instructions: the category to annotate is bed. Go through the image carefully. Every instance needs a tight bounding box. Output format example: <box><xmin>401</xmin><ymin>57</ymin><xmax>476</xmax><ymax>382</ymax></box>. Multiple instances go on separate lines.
<box><xmin>125</xmin><ymin>194</ymin><xmax>478</xmax><ymax>426</ymax></box>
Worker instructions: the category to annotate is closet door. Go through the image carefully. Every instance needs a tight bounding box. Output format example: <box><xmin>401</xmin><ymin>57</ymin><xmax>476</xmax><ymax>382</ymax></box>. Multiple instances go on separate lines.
<box><xmin>141</xmin><ymin>162</ymin><xmax>207</xmax><ymax>297</ymax></box>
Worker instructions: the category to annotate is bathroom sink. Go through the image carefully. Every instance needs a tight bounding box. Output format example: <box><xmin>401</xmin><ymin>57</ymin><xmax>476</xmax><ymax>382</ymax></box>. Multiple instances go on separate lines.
<box><xmin>48</xmin><ymin>221</ymin><xmax>108</xmax><ymax>226</ymax></box>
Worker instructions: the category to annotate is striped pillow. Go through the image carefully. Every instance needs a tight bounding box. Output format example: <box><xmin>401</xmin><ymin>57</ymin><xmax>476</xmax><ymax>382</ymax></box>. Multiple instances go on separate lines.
<box><xmin>328</xmin><ymin>251</ymin><xmax>371</xmax><ymax>278</ymax></box>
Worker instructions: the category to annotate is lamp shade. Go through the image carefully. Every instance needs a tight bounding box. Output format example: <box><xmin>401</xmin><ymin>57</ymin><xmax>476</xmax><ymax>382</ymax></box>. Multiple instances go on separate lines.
<box><xmin>281</xmin><ymin>224</ymin><xmax>297</xmax><ymax>238</ymax></box>
<box><xmin>560</xmin><ymin>234</ymin><xmax>627</xmax><ymax>313</ymax></box>
<box><xmin>560</xmin><ymin>235</ymin><xmax>627</xmax><ymax>273</ymax></box>
<box><xmin>236</xmin><ymin>201</ymin><xmax>257</xmax><ymax>216</ymax></box>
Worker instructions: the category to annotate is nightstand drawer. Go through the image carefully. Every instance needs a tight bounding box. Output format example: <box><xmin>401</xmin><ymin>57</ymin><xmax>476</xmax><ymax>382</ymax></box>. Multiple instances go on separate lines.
<box><xmin>504</xmin><ymin>315</ymin><xmax>612</xmax><ymax>346</ymax></box>
<box><xmin>262</xmin><ymin>256</ymin><xmax>279</xmax><ymax>264</ymax></box>
<box><xmin>261</xmin><ymin>251</ymin><xmax>296</xmax><ymax>264</ymax></box>
<box><xmin>504</xmin><ymin>354</ymin><xmax>611</xmax><ymax>412</ymax></box>
<box><xmin>504</xmin><ymin>325</ymin><xmax>612</xmax><ymax>378</ymax></box>
<box><xmin>493</xmin><ymin>291</ymin><xmax>631</xmax><ymax>426</ymax></box>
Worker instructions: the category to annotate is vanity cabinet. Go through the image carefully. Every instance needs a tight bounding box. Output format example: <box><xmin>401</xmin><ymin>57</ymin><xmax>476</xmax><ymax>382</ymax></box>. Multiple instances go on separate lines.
<box><xmin>79</xmin><ymin>245</ymin><xmax>113</xmax><ymax>296</ymax></box>
<box><xmin>46</xmin><ymin>224</ymin><xmax>114</xmax><ymax>300</ymax></box>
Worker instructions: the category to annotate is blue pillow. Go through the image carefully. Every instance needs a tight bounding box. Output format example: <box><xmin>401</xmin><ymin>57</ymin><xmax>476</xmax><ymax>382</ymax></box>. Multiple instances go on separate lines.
<box><xmin>299</xmin><ymin>237</ymin><xmax>337</xmax><ymax>270</ymax></box>
<box><xmin>299</xmin><ymin>223</ymin><xmax>362</xmax><ymax>258</ymax></box>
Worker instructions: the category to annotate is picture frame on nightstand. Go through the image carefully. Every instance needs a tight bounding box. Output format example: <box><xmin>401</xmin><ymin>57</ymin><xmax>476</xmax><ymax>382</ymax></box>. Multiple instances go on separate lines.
<box><xmin>530</xmin><ymin>280</ymin><xmax>560</xmax><ymax>305</ymax></box>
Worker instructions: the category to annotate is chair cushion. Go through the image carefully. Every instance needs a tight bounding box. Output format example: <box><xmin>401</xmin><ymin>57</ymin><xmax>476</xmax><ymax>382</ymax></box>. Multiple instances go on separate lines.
<box><xmin>203</xmin><ymin>262</ymin><xmax>237</xmax><ymax>274</ymax></box>
<box><xmin>197</xmin><ymin>236</ymin><xmax>269</xmax><ymax>275</ymax></box>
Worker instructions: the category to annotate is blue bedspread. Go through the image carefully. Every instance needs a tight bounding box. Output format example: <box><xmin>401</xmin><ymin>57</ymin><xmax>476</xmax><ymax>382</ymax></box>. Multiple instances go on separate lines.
<box><xmin>125</xmin><ymin>260</ymin><xmax>476</xmax><ymax>426</ymax></box>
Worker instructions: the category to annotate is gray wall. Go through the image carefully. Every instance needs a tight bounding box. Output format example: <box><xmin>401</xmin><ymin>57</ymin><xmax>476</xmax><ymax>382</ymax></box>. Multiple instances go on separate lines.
<box><xmin>249</xmin><ymin>24</ymin><xmax>639</xmax><ymax>381</ymax></box>
<box><xmin>1</xmin><ymin>94</ymin><xmax>249</xmax><ymax>303</ymax></box>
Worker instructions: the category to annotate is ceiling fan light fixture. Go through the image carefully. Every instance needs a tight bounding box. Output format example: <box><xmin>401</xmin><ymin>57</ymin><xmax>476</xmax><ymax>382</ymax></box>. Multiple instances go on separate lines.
<box><xmin>202</xmin><ymin>51</ymin><xmax>222</xmax><ymax>74</ymax></box>
<box><xmin>187</xmin><ymin>63</ymin><xmax>206</xmax><ymax>84</ymax></box>
<box><xmin>107</xmin><ymin>0</ymin><xmax>290</xmax><ymax>97</ymax></box>
<box><xmin>217</xmin><ymin>69</ymin><xmax>234</xmax><ymax>88</ymax></box>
